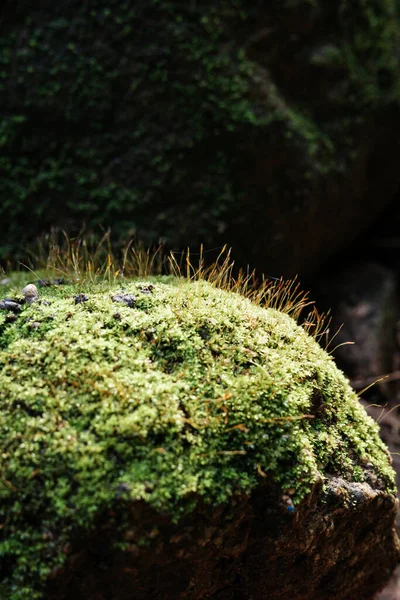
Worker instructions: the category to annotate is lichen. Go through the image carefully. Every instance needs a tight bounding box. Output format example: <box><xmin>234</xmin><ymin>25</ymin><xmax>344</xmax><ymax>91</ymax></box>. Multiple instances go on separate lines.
<box><xmin>0</xmin><ymin>276</ymin><xmax>396</xmax><ymax>599</ymax></box>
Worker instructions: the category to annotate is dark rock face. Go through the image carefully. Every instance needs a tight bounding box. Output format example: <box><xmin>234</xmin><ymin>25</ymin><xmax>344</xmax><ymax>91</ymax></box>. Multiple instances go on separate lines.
<box><xmin>1</xmin><ymin>1</ymin><xmax>400</xmax><ymax>275</ymax></box>
<box><xmin>45</xmin><ymin>477</ymin><xmax>399</xmax><ymax>600</ymax></box>
<box><xmin>315</xmin><ymin>262</ymin><xmax>398</xmax><ymax>399</ymax></box>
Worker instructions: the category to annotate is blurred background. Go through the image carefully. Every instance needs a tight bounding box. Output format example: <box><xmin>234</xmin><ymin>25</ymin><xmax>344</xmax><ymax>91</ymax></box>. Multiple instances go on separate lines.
<box><xmin>1</xmin><ymin>1</ymin><xmax>400</xmax><ymax>595</ymax></box>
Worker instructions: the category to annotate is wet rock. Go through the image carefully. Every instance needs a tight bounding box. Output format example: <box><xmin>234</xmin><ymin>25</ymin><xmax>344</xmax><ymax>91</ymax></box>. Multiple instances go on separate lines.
<box><xmin>111</xmin><ymin>293</ymin><xmax>137</xmax><ymax>308</ymax></box>
<box><xmin>74</xmin><ymin>294</ymin><xmax>89</xmax><ymax>305</ymax></box>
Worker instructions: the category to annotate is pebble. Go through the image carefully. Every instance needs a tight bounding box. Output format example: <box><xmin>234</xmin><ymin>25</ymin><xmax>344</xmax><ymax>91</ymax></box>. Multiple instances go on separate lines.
<box><xmin>139</xmin><ymin>284</ymin><xmax>154</xmax><ymax>294</ymax></box>
<box><xmin>74</xmin><ymin>294</ymin><xmax>89</xmax><ymax>304</ymax></box>
<box><xmin>0</xmin><ymin>299</ymin><xmax>22</xmax><ymax>313</ymax></box>
<box><xmin>37</xmin><ymin>279</ymin><xmax>51</xmax><ymax>288</ymax></box>
<box><xmin>37</xmin><ymin>278</ymin><xmax>68</xmax><ymax>288</ymax></box>
<box><xmin>22</xmin><ymin>284</ymin><xmax>39</xmax><ymax>303</ymax></box>
<box><xmin>111</xmin><ymin>293</ymin><xmax>137</xmax><ymax>308</ymax></box>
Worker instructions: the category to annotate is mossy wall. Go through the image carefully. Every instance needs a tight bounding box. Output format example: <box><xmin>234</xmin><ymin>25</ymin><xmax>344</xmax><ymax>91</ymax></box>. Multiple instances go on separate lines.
<box><xmin>1</xmin><ymin>1</ymin><xmax>400</xmax><ymax>272</ymax></box>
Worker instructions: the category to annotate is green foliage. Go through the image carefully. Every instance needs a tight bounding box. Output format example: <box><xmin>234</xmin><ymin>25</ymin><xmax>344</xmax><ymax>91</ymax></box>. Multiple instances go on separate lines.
<box><xmin>0</xmin><ymin>1</ymin><xmax>261</xmax><ymax>260</ymax></box>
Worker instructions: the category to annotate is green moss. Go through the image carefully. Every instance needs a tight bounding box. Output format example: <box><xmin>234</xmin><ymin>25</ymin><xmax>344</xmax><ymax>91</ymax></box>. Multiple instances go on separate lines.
<box><xmin>0</xmin><ymin>276</ymin><xmax>396</xmax><ymax>598</ymax></box>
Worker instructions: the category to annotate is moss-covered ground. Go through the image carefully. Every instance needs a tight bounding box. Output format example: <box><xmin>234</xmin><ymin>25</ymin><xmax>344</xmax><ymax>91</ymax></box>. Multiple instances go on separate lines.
<box><xmin>0</xmin><ymin>275</ymin><xmax>396</xmax><ymax>599</ymax></box>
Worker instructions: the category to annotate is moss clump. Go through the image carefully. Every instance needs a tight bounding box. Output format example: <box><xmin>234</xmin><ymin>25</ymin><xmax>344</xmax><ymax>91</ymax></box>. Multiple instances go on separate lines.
<box><xmin>0</xmin><ymin>276</ymin><xmax>396</xmax><ymax>599</ymax></box>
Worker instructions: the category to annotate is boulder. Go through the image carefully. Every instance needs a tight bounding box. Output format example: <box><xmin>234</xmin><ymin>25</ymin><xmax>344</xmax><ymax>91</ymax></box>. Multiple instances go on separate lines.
<box><xmin>2</xmin><ymin>2</ymin><xmax>400</xmax><ymax>275</ymax></box>
<box><xmin>0</xmin><ymin>276</ymin><xmax>398</xmax><ymax>599</ymax></box>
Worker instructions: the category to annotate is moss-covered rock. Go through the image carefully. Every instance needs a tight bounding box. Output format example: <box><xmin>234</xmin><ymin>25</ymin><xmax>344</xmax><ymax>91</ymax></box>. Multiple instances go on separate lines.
<box><xmin>1</xmin><ymin>1</ymin><xmax>400</xmax><ymax>274</ymax></box>
<box><xmin>0</xmin><ymin>276</ymin><xmax>398</xmax><ymax>599</ymax></box>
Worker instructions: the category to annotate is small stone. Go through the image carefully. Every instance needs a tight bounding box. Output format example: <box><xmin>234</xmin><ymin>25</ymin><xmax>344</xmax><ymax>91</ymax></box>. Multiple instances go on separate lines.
<box><xmin>74</xmin><ymin>294</ymin><xmax>89</xmax><ymax>304</ymax></box>
<box><xmin>111</xmin><ymin>293</ymin><xmax>137</xmax><ymax>308</ymax></box>
<box><xmin>37</xmin><ymin>279</ymin><xmax>51</xmax><ymax>288</ymax></box>
<box><xmin>0</xmin><ymin>299</ymin><xmax>22</xmax><ymax>313</ymax></box>
<box><xmin>28</xmin><ymin>321</ymin><xmax>41</xmax><ymax>330</ymax></box>
<box><xmin>22</xmin><ymin>284</ymin><xmax>39</xmax><ymax>303</ymax></box>
<box><xmin>139</xmin><ymin>284</ymin><xmax>154</xmax><ymax>294</ymax></box>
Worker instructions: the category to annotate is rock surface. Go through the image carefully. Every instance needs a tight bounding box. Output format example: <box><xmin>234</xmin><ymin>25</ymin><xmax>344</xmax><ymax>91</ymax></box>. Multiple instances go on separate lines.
<box><xmin>0</xmin><ymin>276</ymin><xmax>398</xmax><ymax>599</ymax></box>
<box><xmin>44</xmin><ymin>477</ymin><xmax>399</xmax><ymax>600</ymax></box>
<box><xmin>315</xmin><ymin>262</ymin><xmax>399</xmax><ymax>400</ymax></box>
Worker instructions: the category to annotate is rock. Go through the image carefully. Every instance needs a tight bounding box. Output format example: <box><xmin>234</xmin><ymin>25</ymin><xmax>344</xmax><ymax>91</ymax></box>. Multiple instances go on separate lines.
<box><xmin>138</xmin><ymin>284</ymin><xmax>154</xmax><ymax>295</ymax></box>
<box><xmin>38</xmin><ymin>278</ymin><xmax>68</xmax><ymax>288</ymax></box>
<box><xmin>315</xmin><ymin>262</ymin><xmax>398</xmax><ymax>400</ymax></box>
<box><xmin>361</xmin><ymin>398</ymin><xmax>400</xmax><ymax>529</ymax></box>
<box><xmin>111</xmin><ymin>293</ymin><xmax>137</xmax><ymax>307</ymax></box>
<box><xmin>0</xmin><ymin>299</ymin><xmax>22</xmax><ymax>313</ymax></box>
<box><xmin>74</xmin><ymin>293</ymin><xmax>89</xmax><ymax>304</ymax></box>
<box><xmin>22</xmin><ymin>283</ymin><xmax>39</xmax><ymax>303</ymax></box>
<box><xmin>44</xmin><ymin>477</ymin><xmax>399</xmax><ymax>600</ymax></box>
<box><xmin>37</xmin><ymin>279</ymin><xmax>52</xmax><ymax>288</ymax></box>
<box><xmin>375</xmin><ymin>565</ymin><xmax>400</xmax><ymax>600</ymax></box>
<box><xmin>2</xmin><ymin>3</ymin><xmax>400</xmax><ymax>277</ymax></box>
<box><xmin>0</xmin><ymin>277</ymin><xmax>398</xmax><ymax>599</ymax></box>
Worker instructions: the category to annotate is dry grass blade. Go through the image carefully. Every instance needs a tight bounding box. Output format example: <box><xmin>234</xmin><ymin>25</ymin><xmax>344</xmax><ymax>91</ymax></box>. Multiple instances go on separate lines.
<box><xmin>377</xmin><ymin>402</ymin><xmax>400</xmax><ymax>424</ymax></box>
<box><xmin>14</xmin><ymin>236</ymin><xmax>331</xmax><ymax>342</ymax></box>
